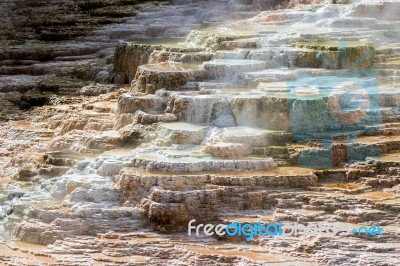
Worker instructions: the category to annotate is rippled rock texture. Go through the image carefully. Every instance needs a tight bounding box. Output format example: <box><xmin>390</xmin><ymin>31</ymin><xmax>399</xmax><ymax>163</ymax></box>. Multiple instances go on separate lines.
<box><xmin>1</xmin><ymin>0</ymin><xmax>170</xmax><ymax>42</ymax></box>
<box><xmin>1</xmin><ymin>0</ymin><xmax>400</xmax><ymax>265</ymax></box>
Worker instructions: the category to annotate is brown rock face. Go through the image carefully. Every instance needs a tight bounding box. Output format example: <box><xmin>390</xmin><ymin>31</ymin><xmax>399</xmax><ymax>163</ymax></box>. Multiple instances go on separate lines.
<box><xmin>0</xmin><ymin>0</ymin><xmax>169</xmax><ymax>116</ymax></box>
<box><xmin>113</xmin><ymin>43</ymin><xmax>161</xmax><ymax>84</ymax></box>
<box><xmin>294</xmin><ymin>42</ymin><xmax>375</xmax><ymax>70</ymax></box>
<box><xmin>1</xmin><ymin>0</ymin><xmax>169</xmax><ymax>42</ymax></box>
<box><xmin>132</xmin><ymin>64</ymin><xmax>208</xmax><ymax>93</ymax></box>
<box><xmin>2</xmin><ymin>0</ymin><xmax>400</xmax><ymax>265</ymax></box>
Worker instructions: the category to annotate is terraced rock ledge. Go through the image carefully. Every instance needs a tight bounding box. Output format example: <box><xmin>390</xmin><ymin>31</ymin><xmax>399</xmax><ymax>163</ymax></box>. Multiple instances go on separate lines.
<box><xmin>1</xmin><ymin>0</ymin><xmax>400</xmax><ymax>265</ymax></box>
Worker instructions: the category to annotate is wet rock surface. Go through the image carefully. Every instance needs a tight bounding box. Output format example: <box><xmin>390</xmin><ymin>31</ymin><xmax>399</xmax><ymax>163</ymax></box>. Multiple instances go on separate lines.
<box><xmin>1</xmin><ymin>0</ymin><xmax>400</xmax><ymax>265</ymax></box>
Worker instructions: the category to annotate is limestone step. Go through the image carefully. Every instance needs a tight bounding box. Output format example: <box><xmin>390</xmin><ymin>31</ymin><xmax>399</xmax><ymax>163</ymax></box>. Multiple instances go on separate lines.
<box><xmin>132</xmin><ymin>62</ymin><xmax>207</xmax><ymax>93</ymax></box>
<box><xmin>204</xmin><ymin>127</ymin><xmax>291</xmax><ymax>147</ymax></box>
<box><xmin>214</xmin><ymin>49</ymin><xmax>250</xmax><ymax>60</ymax></box>
<box><xmin>113</xmin><ymin>40</ymin><xmax>204</xmax><ymax>83</ymax></box>
<box><xmin>117</xmin><ymin>92</ymin><xmax>168</xmax><ymax>114</ymax></box>
<box><xmin>130</xmin><ymin>146</ymin><xmax>277</xmax><ymax>172</ymax></box>
<box><xmin>155</xmin><ymin>122</ymin><xmax>210</xmax><ymax>146</ymax></box>
<box><xmin>375</xmin><ymin>62</ymin><xmax>400</xmax><ymax>69</ymax></box>
<box><xmin>239</xmin><ymin>68</ymin><xmax>299</xmax><ymax>86</ymax></box>
<box><xmin>292</xmin><ymin>39</ymin><xmax>375</xmax><ymax>70</ymax></box>
<box><xmin>240</xmin><ymin>68</ymin><xmax>348</xmax><ymax>87</ymax></box>
<box><xmin>375</xmin><ymin>69</ymin><xmax>400</xmax><ymax>76</ymax></box>
<box><xmin>185</xmin><ymin>28</ymin><xmax>259</xmax><ymax>50</ymax></box>
<box><xmin>168</xmin><ymin>92</ymin><xmax>292</xmax><ymax>129</ymax></box>
<box><xmin>115</xmin><ymin>110</ymin><xmax>178</xmax><ymax>128</ymax></box>
<box><xmin>164</xmin><ymin>82</ymin><xmax>400</xmax><ymax>132</ymax></box>
<box><xmin>149</xmin><ymin>50</ymin><xmax>213</xmax><ymax>64</ymax></box>
<box><xmin>347</xmin><ymin>1</ymin><xmax>400</xmax><ymax>21</ymax></box>
<box><xmin>294</xmin><ymin>135</ymin><xmax>400</xmax><ymax>167</ymax></box>
<box><xmin>251</xmin><ymin>143</ymin><xmax>320</xmax><ymax>158</ymax></box>
<box><xmin>203</xmin><ymin>59</ymin><xmax>267</xmax><ymax>80</ymax></box>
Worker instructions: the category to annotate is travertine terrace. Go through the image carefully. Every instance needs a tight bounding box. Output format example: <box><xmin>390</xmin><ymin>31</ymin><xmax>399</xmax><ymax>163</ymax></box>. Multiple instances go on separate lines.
<box><xmin>1</xmin><ymin>0</ymin><xmax>400</xmax><ymax>265</ymax></box>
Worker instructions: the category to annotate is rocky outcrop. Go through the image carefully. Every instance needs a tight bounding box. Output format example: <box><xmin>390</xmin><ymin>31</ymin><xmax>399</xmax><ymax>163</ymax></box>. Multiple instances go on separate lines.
<box><xmin>1</xmin><ymin>0</ymin><xmax>400</xmax><ymax>265</ymax></box>
<box><xmin>132</xmin><ymin>63</ymin><xmax>208</xmax><ymax>93</ymax></box>
<box><xmin>1</xmin><ymin>0</ymin><xmax>169</xmax><ymax>42</ymax></box>
<box><xmin>113</xmin><ymin>43</ymin><xmax>162</xmax><ymax>84</ymax></box>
